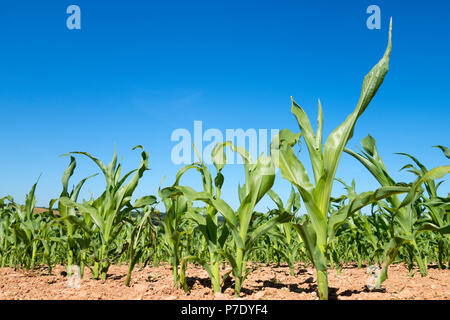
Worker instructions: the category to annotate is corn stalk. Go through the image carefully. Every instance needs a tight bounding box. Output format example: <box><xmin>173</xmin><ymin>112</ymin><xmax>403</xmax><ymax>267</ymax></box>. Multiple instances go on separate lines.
<box><xmin>270</xmin><ymin>20</ymin><xmax>410</xmax><ymax>299</ymax></box>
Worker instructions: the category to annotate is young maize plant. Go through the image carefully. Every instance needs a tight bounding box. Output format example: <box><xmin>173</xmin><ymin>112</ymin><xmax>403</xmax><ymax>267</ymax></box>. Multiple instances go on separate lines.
<box><xmin>367</xmin><ymin>203</ymin><xmax>395</xmax><ymax>265</ymax></box>
<box><xmin>327</xmin><ymin>180</ymin><xmax>359</xmax><ymax>273</ymax></box>
<box><xmin>215</xmin><ymin>143</ymin><xmax>292</xmax><ymax>297</ymax></box>
<box><xmin>162</xmin><ymin>142</ymin><xmax>292</xmax><ymax>296</ymax></box>
<box><xmin>124</xmin><ymin>202</ymin><xmax>157</xmax><ymax>286</ymax></box>
<box><xmin>270</xmin><ymin>20</ymin><xmax>413</xmax><ymax>299</ymax></box>
<box><xmin>248</xmin><ymin>212</ymin><xmax>284</xmax><ymax>265</ymax></box>
<box><xmin>398</xmin><ymin>147</ymin><xmax>450</xmax><ymax>269</ymax></box>
<box><xmin>9</xmin><ymin>181</ymin><xmax>55</xmax><ymax>272</ymax></box>
<box><xmin>1</xmin><ymin>192</ymin><xmax>62</xmax><ymax>272</ymax></box>
<box><xmin>268</xmin><ymin>187</ymin><xmax>302</xmax><ymax>276</ymax></box>
<box><xmin>330</xmin><ymin>179</ymin><xmax>386</xmax><ymax>269</ymax></box>
<box><xmin>346</xmin><ymin>212</ymin><xmax>379</xmax><ymax>268</ymax></box>
<box><xmin>245</xmin><ymin>212</ymin><xmax>281</xmax><ymax>265</ymax></box>
<box><xmin>0</xmin><ymin>196</ymin><xmax>15</xmax><ymax>267</ymax></box>
<box><xmin>156</xmin><ymin>188</ymin><xmax>190</xmax><ymax>288</ymax></box>
<box><xmin>51</xmin><ymin>156</ymin><xmax>97</xmax><ymax>277</ymax></box>
<box><xmin>345</xmin><ymin>136</ymin><xmax>450</xmax><ymax>287</ymax></box>
<box><xmin>160</xmin><ymin>143</ymin><xmax>232</xmax><ymax>293</ymax></box>
<box><xmin>59</xmin><ymin>146</ymin><xmax>155</xmax><ymax>280</ymax></box>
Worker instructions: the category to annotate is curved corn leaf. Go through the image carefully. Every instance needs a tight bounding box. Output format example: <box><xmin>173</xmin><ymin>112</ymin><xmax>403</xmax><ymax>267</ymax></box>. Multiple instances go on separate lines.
<box><xmin>328</xmin><ymin>186</ymin><xmax>410</xmax><ymax>240</ymax></box>
<box><xmin>434</xmin><ymin>145</ymin><xmax>450</xmax><ymax>159</ymax></box>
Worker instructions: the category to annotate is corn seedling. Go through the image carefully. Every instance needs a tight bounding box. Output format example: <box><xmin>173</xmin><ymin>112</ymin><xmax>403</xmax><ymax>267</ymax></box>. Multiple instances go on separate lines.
<box><xmin>269</xmin><ymin>20</ymin><xmax>413</xmax><ymax>299</ymax></box>
<box><xmin>345</xmin><ymin>135</ymin><xmax>450</xmax><ymax>287</ymax></box>
<box><xmin>59</xmin><ymin>146</ymin><xmax>153</xmax><ymax>280</ymax></box>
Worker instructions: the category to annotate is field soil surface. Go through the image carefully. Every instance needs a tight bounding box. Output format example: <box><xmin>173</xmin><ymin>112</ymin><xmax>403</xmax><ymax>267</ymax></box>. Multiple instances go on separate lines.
<box><xmin>0</xmin><ymin>263</ymin><xmax>448</xmax><ymax>300</ymax></box>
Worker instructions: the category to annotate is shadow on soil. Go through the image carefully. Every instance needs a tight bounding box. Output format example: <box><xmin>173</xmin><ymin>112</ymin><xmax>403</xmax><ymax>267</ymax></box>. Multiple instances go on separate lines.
<box><xmin>151</xmin><ymin>266</ymin><xmax>389</xmax><ymax>299</ymax></box>
<box><xmin>185</xmin><ymin>276</ymin><xmax>212</xmax><ymax>290</ymax></box>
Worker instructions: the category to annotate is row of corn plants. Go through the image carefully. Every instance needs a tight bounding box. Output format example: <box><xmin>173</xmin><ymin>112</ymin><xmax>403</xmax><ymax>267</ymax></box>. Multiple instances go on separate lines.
<box><xmin>0</xmin><ymin>20</ymin><xmax>448</xmax><ymax>299</ymax></box>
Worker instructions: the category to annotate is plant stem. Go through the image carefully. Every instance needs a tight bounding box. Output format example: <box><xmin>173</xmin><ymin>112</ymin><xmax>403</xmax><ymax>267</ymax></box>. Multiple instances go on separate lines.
<box><xmin>316</xmin><ymin>269</ymin><xmax>328</xmax><ymax>300</ymax></box>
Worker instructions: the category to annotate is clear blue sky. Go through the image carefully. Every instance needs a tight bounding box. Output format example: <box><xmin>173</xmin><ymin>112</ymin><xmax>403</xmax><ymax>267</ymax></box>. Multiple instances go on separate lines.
<box><xmin>0</xmin><ymin>0</ymin><xmax>448</xmax><ymax>211</ymax></box>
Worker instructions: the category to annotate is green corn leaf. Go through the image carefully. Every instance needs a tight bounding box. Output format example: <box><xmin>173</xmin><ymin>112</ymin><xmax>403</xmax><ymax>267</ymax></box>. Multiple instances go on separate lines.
<box><xmin>61</xmin><ymin>156</ymin><xmax>76</xmax><ymax>197</ymax></box>
<box><xmin>246</xmin><ymin>211</ymin><xmax>292</xmax><ymax>249</ymax></box>
<box><xmin>211</xmin><ymin>198</ymin><xmax>237</xmax><ymax>227</ymax></box>
<box><xmin>71</xmin><ymin>173</ymin><xmax>98</xmax><ymax>202</ymax></box>
<box><xmin>59</xmin><ymin>196</ymin><xmax>105</xmax><ymax>234</ymax></box>
<box><xmin>319</xmin><ymin>20</ymin><xmax>392</xmax><ymax>214</ymax></box>
<box><xmin>434</xmin><ymin>145</ymin><xmax>450</xmax><ymax>159</ymax></box>
<box><xmin>134</xmin><ymin>196</ymin><xmax>157</xmax><ymax>208</ymax></box>
<box><xmin>418</xmin><ymin>223</ymin><xmax>450</xmax><ymax>235</ymax></box>
<box><xmin>268</xmin><ymin>190</ymin><xmax>284</xmax><ymax>211</ymax></box>
<box><xmin>328</xmin><ymin>186</ymin><xmax>410</xmax><ymax>240</ymax></box>
<box><xmin>400</xmin><ymin>165</ymin><xmax>450</xmax><ymax>208</ymax></box>
<box><xmin>290</xmin><ymin>99</ymin><xmax>324</xmax><ymax>184</ymax></box>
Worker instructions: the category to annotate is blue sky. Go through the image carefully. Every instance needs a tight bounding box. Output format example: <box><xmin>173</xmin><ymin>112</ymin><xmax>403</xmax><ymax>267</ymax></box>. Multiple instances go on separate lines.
<box><xmin>0</xmin><ymin>0</ymin><xmax>448</xmax><ymax>211</ymax></box>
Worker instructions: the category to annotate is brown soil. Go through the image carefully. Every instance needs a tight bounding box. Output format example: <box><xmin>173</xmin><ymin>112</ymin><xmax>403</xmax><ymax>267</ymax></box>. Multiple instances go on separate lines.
<box><xmin>0</xmin><ymin>263</ymin><xmax>448</xmax><ymax>300</ymax></box>
<box><xmin>34</xmin><ymin>207</ymin><xmax>58</xmax><ymax>214</ymax></box>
